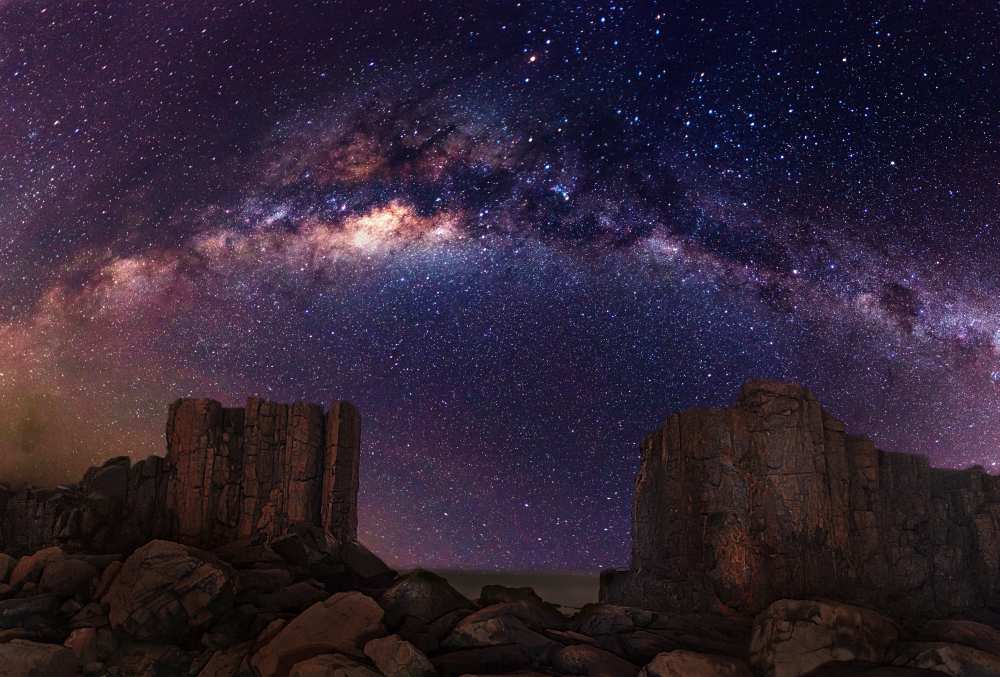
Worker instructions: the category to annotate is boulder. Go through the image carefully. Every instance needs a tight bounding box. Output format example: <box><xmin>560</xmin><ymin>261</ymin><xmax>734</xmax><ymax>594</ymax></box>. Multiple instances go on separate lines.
<box><xmin>39</xmin><ymin>558</ymin><xmax>99</xmax><ymax>597</ymax></box>
<box><xmin>251</xmin><ymin>592</ymin><xmax>386</xmax><ymax>677</ymax></box>
<box><xmin>0</xmin><ymin>639</ymin><xmax>81</xmax><ymax>676</ymax></box>
<box><xmin>750</xmin><ymin>600</ymin><xmax>899</xmax><ymax>677</ymax></box>
<box><xmin>103</xmin><ymin>539</ymin><xmax>236</xmax><ymax>642</ymax></box>
<box><xmin>893</xmin><ymin>642</ymin><xmax>1000</xmax><ymax>676</ymax></box>
<box><xmin>479</xmin><ymin>584</ymin><xmax>548</xmax><ymax>607</ymax></box>
<box><xmin>574</xmin><ymin>605</ymin><xmax>654</xmax><ymax>636</ymax></box>
<box><xmin>640</xmin><ymin>650</ymin><xmax>752</xmax><ymax>677</ymax></box>
<box><xmin>0</xmin><ymin>594</ymin><xmax>61</xmax><ymax>631</ymax></box>
<box><xmin>552</xmin><ymin>644</ymin><xmax>639</xmax><ymax>677</ymax></box>
<box><xmin>259</xmin><ymin>580</ymin><xmax>330</xmax><ymax>612</ymax></box>
<box><xmin>10</xmin><ymin>546</ymin><xmax>66</xmax><ymax>586</ymax></box>
<box><xmin>65</xmin><ymin>627</ymin><xmax>100</xmax><ymax>664</ymax></box>
<box><xmin>291</xmin><ymin>653</ymin><xmax>383</xmax><ymax>677</ymax></box>
<box><xmin>364</xmin><ymin>634</ymin><xmax>436</xmax><ymax>677</ymax></box>
<box><xmin>238</xmin><ymin>567</ymin><xmax>295</xmax><ymax>593</ymax></box>
<box><xmin>571</xmin><ymin>605</ymin><xmax>750</xmax><ymax>665</ymax></box>
<box><xmin>918</xmin><ymin>620</ymin><xmax>1000</xmax><ymax>658</ymax></box>
<box><xmin>442</xmin><ymin>603</ymin><xmax>560</xmax><ymax>658</ymax></box>
<box><xmin>380</xmin><ymin>570</ymin><xmax>473</xmax><ymax>628</ymax></box>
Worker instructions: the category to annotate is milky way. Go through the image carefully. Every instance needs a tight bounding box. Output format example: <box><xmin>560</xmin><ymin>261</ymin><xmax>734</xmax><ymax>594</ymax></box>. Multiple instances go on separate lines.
<box><xmin>2</xmin><ymin>1</ymin><xmax>999</xmax><ymax>570</ymax></box>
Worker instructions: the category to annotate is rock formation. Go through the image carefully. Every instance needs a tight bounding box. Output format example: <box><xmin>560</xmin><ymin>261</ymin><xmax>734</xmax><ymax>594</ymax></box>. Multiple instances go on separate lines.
<box><xmin>601</xmin><ymin>380</ymin><xmax>1000</xmax><ymax>622</ymax></box>
<box><xmin>0</xmin><ymin>397</ymin><xmax>360</xmax><ymax>557</ymax></box>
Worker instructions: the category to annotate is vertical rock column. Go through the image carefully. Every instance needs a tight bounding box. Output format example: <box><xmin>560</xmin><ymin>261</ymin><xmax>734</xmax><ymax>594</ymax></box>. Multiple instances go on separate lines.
<box><xmin>165</xmin><ymin>399</ymin><xmax>245</xmax><ymax>547</ymax></box>
<box><xmin>239</xmin><ymin>399</ymin><xmax>327</xmax><ymax>541</ymax></box>
<box><xmin>323</xmin><ymin>401</ymin><xmax>361</xmax><ymax>542</ymax></box>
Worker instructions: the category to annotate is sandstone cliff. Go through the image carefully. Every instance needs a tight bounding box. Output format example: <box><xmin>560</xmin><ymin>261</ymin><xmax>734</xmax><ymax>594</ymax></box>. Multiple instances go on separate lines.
<box><xmin>601</xmin><ymin>380</ymin><xmax>1000</xmax><ymax>621</ymax></box>
<box><xmin>0</xmin><ymin>397</ymin><xmax>360</xmax><ymax>556</ymax></box>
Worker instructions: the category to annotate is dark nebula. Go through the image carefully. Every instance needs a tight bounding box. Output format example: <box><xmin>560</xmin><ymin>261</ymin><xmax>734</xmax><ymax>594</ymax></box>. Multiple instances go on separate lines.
<box><xmin>1</xmin><ymin>1</ymin><xmax>999</xmax><ymax>570</ymax></box>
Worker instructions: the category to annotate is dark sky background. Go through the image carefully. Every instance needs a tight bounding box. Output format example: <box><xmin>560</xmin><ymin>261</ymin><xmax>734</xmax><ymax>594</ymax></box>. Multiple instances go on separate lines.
<box><xmin>1</xmin><ymin>0</ymin><xmax>999</xmax><ymax>571</ymax></box>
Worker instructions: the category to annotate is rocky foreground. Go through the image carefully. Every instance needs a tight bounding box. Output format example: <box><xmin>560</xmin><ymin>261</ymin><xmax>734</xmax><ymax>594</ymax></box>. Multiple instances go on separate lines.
<box><xmin>2</xmin><ymin>520</ymin><xmax>1000</xmax><ymax>676</ymax></box>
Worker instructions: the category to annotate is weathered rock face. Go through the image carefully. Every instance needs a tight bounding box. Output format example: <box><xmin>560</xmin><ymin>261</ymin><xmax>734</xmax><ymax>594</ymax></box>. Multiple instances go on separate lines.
<box><xmin>0</xmin><ymin>397</ymin><xmax>361</xmax><ymax>556</ymax></box>
<box><xmin>601</xmin><ymin>380</ymin><xmax>1000</xmax><ymax>621</ymax></box>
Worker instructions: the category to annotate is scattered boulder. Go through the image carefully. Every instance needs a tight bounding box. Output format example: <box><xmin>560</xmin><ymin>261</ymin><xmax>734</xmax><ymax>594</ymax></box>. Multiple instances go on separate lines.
<box><xmin>442</xmin><ymin>602</ymin><xmax>561</xmax><ymax>659</ymax></box>
<box><xmin>290</xmin><ymin>653</ymin><xmax>383</xmax><ymax>677</ymax></box>
<box><xmin>259</xmin><ymin>580</ymin><xmax>330</xmax><ymax>612</ymax></box>
<box><xmin>39</xmin><ymin>558</ymin><xmax>99</xmax><ymax>597</ymax></box>
<box><xmin>103</xmin><ymin>539</ymin><xmax>236</xmax><ymax>642</ymax></box>
<box><xmin>364</xmin><ymin>634</ymin><xmax>436</xmax><ymax>677</ymax></box>
<box><xmin>0</xmin><ymin>638</ymin><xmax>81</xmax><ymax>676</ymax></box>
<box><xmin>381</xmin><ymin>570</ymin><xmax>474</xmax><ymax>627</ymax></box>
<box><xmin>640</xmin><ymin>649</ymin><xmax>752</xmax><ymax>677</ymax></box>
<box><xmin>552</xmin><ymin>644</ymin><xmax>639</xmax><ymax>677</ymax></box>
<box><xmin>65</xmin><ymin>627</ymin><xmax>100</xmax><ymax>664</ymax></box>
<box><xmin>0</xmin><ymin>594</ymin><xmax>61</xmax><ymax>631</ymax></box>
<box><xmin>10</xmin><ymin>546</ymin><xmax>66</xmax><ymax>586</ymax></box>
<box><xmin>750</xmin><ymin>600</ymin><xmax>899</xmax><ymax>677</ymax></box>
<box><xmin>918</xmin><ymin>620</ymin><xmax>1000</xmax><ymax>658</ymax></box>
<box><xmin>381</xmin><ymin>570</ymin><xmax>475</xmax><ymax>652</ymax></box>
<box><xmin>892</xmin><ymin>642</ymin><xmax>1000</xmax><ymax>676</ymax></box>
<box><xmin>251</xmin><ymin>591</ymin><xmax>386</xmax><ymax>677</ymax></box>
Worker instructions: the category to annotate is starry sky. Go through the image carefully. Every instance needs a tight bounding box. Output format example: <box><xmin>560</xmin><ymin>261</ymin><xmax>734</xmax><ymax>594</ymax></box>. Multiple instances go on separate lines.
<box><xmin>2</xmin><ymin>1</ymin><xmax>999</xmax><ymax>571</ymax></box>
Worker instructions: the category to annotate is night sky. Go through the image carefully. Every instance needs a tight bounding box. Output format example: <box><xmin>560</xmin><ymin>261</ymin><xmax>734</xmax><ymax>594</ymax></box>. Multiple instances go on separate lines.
<box><xmin>2</xmin><ymin>1</ymin><xmax>999</xmax><ymax>571</ymax></box>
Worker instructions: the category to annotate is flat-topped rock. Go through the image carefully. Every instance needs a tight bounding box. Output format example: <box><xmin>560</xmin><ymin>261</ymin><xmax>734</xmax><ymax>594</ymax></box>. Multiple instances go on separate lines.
<box><xmin>602</xmin><ymin>380</ymin><xmax>1000</xmax><ymax>621</ymax></box>
<box><xmin>0</xmin><ymin>397</ymin><xmax>361</xmax><ymax>556</ymax></box>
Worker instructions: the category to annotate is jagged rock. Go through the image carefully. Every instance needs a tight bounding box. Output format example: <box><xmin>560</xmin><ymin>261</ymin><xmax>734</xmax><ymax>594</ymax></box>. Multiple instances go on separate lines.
<box><xmin>432</xmin><ymin>645</ymin><xmax>534</xmax><ymax>676</ymax></box>
<box><xmin>39</xmin><ymin>558</ymin><xmax>98</xmax><ymax>597</ymax></box>
<box><xmin>0</xmin><ymin>639</ymin><xmax>81</xmax><ymax>676</ymax></box>
<box><xmin>918</xmin><ymin>620</ymin><xmax>1000</xmax><ymax>658</ymax></box>
<box><xmin>291</xmin><ymin>653</ymin><xmax>383</xmax><ymax>677</ymax></box>
<box><xmin>603</xmin><ymin>381</ymin><xmax>1000</xmax><ymax>620</ymax></box>
<box><xmin>750</xmin><ymin>599</ymin><xmax>899</xmax><ymax>677</ymax></box>
<box><xmin>251</xmin><ymin>592</ymin><xmax>386</xmax><ymax>677</ymax></box>
<box><xmin>552</xmin><ymin>644</ymin><xmax>639</xmax><ymax>677</ymax></box>
<box><xmin>892</xmin><ymin>642</ymin><xmax>1000</xmax><ymax>676</ymax></box>
<box><xmin>639</xmin><ymin>650</ymin><xmax>752</xmax><ymax>677</ymax></box>
<box><xmin>364</xmin><ymin>634</ymin><xmax>436</xmax><ymax>677</ymax></box>
<box><xmin>103</xmin><ymin>539</ymin><xmax>236</xmax><ymax>642</ymax></box>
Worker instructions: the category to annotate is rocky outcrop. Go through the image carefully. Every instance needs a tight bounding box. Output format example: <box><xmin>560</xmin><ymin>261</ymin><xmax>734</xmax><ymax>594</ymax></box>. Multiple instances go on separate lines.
<box><xmin>601</xmin><ymin>380</ymin><xmax>1000</xmax><ymax>621</ymax></box>
<box><xmin>0</xmin><ymin>397</ymin><xmax>361</xmax><ymax>556</ymax></box>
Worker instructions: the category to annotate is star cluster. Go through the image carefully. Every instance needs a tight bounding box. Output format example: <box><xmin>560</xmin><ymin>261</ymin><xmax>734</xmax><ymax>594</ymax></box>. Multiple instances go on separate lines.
<box><xmin>1</xmin><ymin>0</ymin><xmax>999</xmax><ymax>570</ymax></box>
